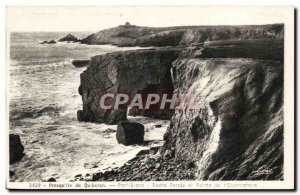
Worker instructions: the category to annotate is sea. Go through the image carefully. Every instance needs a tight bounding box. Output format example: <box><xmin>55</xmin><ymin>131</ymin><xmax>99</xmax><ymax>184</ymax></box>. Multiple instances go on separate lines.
<box><xmin>9</xmin><ymin>32</ymin><xmax>168</xmax><ymax>182</ymax></box>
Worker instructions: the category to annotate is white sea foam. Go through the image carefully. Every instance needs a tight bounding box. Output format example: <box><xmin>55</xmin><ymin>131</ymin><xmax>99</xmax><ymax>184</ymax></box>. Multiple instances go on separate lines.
<box><xmin>9</xmin><ymin>32</ymin><xmax>157</xmax><ymax>182</ymax></box>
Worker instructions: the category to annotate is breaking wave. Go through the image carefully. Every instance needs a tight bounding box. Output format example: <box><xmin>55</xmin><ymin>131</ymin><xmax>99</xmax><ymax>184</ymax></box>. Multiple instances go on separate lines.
<box><xmin>10</xmin><ymin>106</ymin><xmax>62</xmax><ymax>121</ymax></box>
<box><xmin>10</xmin><ymin>60</ymin><xmax>73</xmax><ymax>76</ymax></box>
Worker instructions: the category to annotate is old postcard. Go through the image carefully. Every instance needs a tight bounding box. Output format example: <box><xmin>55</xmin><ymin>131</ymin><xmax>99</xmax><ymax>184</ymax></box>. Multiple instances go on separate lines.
<box><xmin>6</xmin><ymin>6</ymin><xmax>295</xmax><ymax>190</ymax></box>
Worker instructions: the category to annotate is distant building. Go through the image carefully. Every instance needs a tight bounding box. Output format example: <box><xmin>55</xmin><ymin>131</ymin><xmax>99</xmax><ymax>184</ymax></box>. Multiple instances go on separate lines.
<box><xmin>125</xmin><ymin>22</ymin><xmax>131</xmax><ymax>27</ymax></box>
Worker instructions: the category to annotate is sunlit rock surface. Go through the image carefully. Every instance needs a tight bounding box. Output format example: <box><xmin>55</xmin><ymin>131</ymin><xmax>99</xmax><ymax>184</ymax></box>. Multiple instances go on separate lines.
<box><xmin>161</xmin><ymin>57</ymin><xmax>283</xmax><ymax>180</ymax></box>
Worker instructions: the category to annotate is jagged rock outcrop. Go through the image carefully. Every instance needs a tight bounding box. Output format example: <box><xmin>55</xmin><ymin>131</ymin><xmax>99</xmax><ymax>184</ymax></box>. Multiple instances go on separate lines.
<box><xmin>9</xmin><ymin>134</ymin><xmax>25</xmax><ymax>164</ymax></box>
<box><xmin>160</xmin><ymin>56</ymin><xmax>283</xmax><ymax>180</ymax></box>
<box><xmin>116</xmin><ymin>121</ymin><xmax>145</xmax><ymax>145</ymax></box>
<box><xmin>77</xmin><ymin>48</ymin><xmax>179</xmax><ymax>124</ymax></box>
<box><xmin>59</xmin><ymin>34</ymin><xmax>78</xmax><ymax>42</ymax></box>
<box><xmin>80</xmin><ymin>24</ymin><xmax>283</xmax><ymax>47</ymax></box>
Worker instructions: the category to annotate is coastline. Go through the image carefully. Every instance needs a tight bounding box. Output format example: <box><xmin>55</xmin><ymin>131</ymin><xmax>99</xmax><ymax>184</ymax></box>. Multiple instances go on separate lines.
<box><xmin>10</xmin><ymin>23</ymin><xmax>284</xmax><ymax>182</ymax></box>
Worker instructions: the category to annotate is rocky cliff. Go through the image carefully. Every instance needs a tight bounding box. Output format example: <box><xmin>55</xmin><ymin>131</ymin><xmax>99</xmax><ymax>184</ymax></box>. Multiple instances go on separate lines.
<box><xmin>78</xmin><ymin>24</ymin><xmax>283</xmax><ymax>180</ymax></box>
<box><xmin>161</xmin><ymin>57</ymin><xmax>283</xmax><ymax>180</ymax></box>
<box><xmin>81</xmin><ymin>24</ymin><xmax>283</xmax><ymax>47</ymax></box>
<box><xmin>85</xmin><ymin>55</ymin><xmax>283</xmax><ymax>181</ymax></box>
<box><xmin>78</xmin><ymin>25</ymin><xmax>284</xmax><ymax>180</ymax></box>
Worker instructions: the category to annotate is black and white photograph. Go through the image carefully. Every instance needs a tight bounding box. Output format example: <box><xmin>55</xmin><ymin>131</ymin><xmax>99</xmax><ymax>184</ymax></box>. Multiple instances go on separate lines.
<box><xmin>5</xmin><ymin>6</ymin><xmax>295</xmax><ymax>190</ymax></box>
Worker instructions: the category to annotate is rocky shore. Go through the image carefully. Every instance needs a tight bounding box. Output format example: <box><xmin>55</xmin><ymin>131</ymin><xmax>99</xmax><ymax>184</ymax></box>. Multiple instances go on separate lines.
<box><xmin>10</xmin><ymin>24</ymin><xmax>284</xmax><ymax>182</ymax></box>
<box><xmin>76</xmin><ymin>22</ymin><xmax>284</xmax><ymax>181</ymax></box>
<box><xmin>75</xmin><ymin>155</ymin><xmax>195</xmax><ymax>181</ymax></box>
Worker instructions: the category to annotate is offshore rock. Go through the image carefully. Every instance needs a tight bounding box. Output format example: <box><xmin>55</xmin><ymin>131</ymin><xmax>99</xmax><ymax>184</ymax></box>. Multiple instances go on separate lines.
<box><xmin>116</xmin><ymin>121</ymin><xmax>145</xmax><ymax>145</ymax></box>
<box><xmin>59</xmin><ymin>34</ymin><xmax>78</xmax><ymax>42</ymax></box>
<box><xmin>40</xmin><ymin>40</ymin><xmax>56</xmax><ymax>44</ymax></box>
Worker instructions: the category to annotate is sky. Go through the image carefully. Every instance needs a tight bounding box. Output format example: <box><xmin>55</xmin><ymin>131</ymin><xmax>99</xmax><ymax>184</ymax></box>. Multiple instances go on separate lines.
<box><xmin>6</xmin><ymin>6</ymin><xmax>292</xmax><ymax>32</ymax></box>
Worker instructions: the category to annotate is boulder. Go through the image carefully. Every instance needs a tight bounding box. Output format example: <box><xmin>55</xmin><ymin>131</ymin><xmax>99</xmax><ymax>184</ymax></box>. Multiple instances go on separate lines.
<box><xmin>9</xmin><ymin>134</ymin><xmax>24</xmax><ymax>164</ymax></box>
<box><xmin>116</xmin><ymin>121</ymin><xmax>145</xmax><ymax>145</ymax></box>
<box><xmin>136</xmin><ymin>149</ymin><xmax>150</xmax><ymax>156</ymax></box>
<box><xmin>72</xmin><ymin>60</ymin><xmax>90</xmax><ymax>68</ymax></box>
<box><xmin>9</xmin><ymin>170</ymin><xmax>15</xmax><ymax>177</ymax></box>
<box><xmin>47</xmin><ymin>177</ymin><xmax>56</xmax><ymax>182</ymax></box>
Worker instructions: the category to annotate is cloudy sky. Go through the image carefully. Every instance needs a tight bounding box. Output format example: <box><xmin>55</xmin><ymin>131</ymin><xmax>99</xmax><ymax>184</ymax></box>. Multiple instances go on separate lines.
<box><xmin>7</xmin><ymin>6</ymin><xmax>291</xmax><ymax>32</ymax></box>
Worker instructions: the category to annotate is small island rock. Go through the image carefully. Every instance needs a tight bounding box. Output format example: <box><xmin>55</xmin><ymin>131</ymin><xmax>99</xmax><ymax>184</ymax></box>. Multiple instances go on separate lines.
<box><xmin>59</xmin><ymin>34</ymin><xmax>78</xmax><ymax>42</ymax></box>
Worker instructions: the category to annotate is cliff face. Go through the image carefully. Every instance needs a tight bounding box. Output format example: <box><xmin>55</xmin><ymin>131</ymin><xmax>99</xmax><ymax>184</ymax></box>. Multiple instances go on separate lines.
<box><xmin>81</xmin><ymin>24</ymin><xmax>283</xmax><ymax>47</ymax></box>
<box><xmin>78</xmin><ymin>25</ymin><xmax>284</xmax><ymax>180</ymax></box>
<box><xmin>78</xmin><ymin>48</ymin><xmax>179</xmax><ymax>124</ymax></box>
<box><xmin>161</xmin><ymin>58</ymin><xmax>283</xmax><ymax>180</ymax></box>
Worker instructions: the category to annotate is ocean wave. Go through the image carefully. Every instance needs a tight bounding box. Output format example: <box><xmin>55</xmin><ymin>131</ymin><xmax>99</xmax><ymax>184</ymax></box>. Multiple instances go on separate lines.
<box><xmin>10</xmin><ymin>60</ymin><xmax>73</xmax><ymax>76</ymax></box>
<box><xmin>10</xmin><ymin>106</ymin><xmax>61</xmax><ymax>121</ymax></box>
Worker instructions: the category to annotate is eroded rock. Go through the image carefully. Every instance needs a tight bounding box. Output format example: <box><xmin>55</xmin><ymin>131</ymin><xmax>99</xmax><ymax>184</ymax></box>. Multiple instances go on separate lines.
<box><xmin>78</xmin><ymin>48</ymin><xmax>179</xmax><ymax>124</ymax></box>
